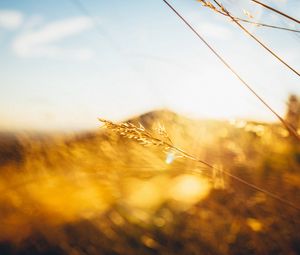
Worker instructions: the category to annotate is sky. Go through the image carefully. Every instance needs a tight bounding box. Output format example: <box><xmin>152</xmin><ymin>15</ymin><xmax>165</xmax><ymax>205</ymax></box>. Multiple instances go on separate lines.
<box><xmin>0</xmin><ymin>0</ymin><xmax>299</xmax><ymax>131</ymax></box>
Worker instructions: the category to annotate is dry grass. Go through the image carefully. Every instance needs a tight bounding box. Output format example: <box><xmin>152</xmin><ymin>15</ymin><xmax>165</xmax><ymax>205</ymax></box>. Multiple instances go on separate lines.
<box><xmin>0</xmin><ymin>111</ymin><xmax>300</xmax><ymax>254</ymax></box>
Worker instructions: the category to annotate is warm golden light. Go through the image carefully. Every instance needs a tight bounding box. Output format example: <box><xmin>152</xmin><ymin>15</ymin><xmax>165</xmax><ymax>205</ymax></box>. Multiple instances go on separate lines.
<box><xmin>169</xmin><ymin>175</ymin><xmax>211</xmax><ymax>204</ymax></box>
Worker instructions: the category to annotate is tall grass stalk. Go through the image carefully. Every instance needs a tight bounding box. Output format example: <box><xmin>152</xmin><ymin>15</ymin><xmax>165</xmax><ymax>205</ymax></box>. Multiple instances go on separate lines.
<box><xmin>99</xmin><ymin>118</ymin><xmax>300</xmax><ymax>211</ymax></box>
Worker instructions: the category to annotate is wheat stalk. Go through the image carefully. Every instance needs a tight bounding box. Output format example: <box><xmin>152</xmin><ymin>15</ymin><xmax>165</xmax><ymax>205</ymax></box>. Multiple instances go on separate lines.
<box><xmin>98</xmin><ymin>118</ymin><xmax>204</xmax><ymax>163</ymax></box>
<box><xmin>196</xmin><ymin>0</ymin><xmax>300</xmax><ymax>33</ymax></box>
<box><xmin>98</xmin><ymin>118</ymin><xmax>170</xmax><ymax>148</ymax></box>
<box><xmin>99</xmin><ymin>118</ymin><xmax>300</xmax><ymax>211</ymax></box>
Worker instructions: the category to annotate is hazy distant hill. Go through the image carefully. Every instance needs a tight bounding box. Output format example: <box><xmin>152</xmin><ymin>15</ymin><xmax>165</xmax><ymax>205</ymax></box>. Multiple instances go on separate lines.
<box><xmin>0</xmin><ymin>109</ymin><xmax>219</xmax><ymax>168</ymax></box>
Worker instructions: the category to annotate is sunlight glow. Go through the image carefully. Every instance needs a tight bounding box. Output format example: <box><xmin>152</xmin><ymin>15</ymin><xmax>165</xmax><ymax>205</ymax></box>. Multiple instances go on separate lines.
<box><xmin>169</xmin><ymin>175</ymin><xmax>211</xmax><ymax>204</ymax></box>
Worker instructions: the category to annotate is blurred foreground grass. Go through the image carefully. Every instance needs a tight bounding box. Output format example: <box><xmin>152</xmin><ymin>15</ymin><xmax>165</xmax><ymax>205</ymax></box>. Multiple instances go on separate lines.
<box><xmin>0</xmin><ymin>110</ymin><xmax>299</xmax><ymax>255</ymax></box>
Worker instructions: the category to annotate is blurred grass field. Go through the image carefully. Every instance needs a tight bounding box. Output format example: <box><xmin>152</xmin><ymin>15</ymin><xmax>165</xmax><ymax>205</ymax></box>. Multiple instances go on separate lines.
<box><xmin>0</xmin><ymin>110</ymin><xmax>299</xmax><ymax>255</ymax></box>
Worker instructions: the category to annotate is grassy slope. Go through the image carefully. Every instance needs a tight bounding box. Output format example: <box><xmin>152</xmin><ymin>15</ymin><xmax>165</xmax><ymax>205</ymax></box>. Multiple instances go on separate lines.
<box><xmin>0</xmin><ymin>110</ymin><xmax>299</xmax><ymax>255</ymax></box>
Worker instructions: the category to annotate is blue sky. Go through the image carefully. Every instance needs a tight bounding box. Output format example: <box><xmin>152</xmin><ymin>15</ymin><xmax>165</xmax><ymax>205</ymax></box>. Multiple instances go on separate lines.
<box><xmin>0</xmin><ymin>0</ymin><xmax>299</xmax><ymax>131</ymax></box>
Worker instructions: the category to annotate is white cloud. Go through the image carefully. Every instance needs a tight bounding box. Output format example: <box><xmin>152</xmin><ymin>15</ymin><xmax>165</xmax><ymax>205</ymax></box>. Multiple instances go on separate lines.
<box><xmin>0</xmin><ymin>10</ymin><xmax>23</xmax><ymax>30</ymax></box>
<box><xmin>12</xmin><ymin>16</ymin><xmax>94</xmax><ymax>60</ymax></box>
<box><xmin>198</xmin><ymin>23</ymin><xmax>232</xmax><ymax>40</ymax></box>
<box><xmin>23</xmin><ymin>15</ymin><xmax>44</xmax><ymax>30</ymax></box>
